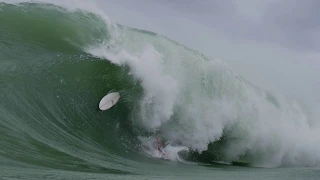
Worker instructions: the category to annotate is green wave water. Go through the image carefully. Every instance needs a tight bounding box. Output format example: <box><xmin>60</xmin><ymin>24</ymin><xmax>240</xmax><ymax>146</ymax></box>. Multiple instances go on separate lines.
<box><xmin>0</xmin><ymin>2</ymin><xmax>319</xmax><ymax>180</ymax></box>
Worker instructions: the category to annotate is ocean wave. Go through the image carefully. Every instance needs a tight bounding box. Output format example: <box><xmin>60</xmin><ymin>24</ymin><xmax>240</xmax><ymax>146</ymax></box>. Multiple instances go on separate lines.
<box><xmin>0</xmin><ymin>2</ymin><xmax>319</xmax><ymax>172</ymax></box>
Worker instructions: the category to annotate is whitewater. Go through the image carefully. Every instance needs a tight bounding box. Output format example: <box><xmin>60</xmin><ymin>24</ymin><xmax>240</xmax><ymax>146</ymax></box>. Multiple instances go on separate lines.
<box><xmin>0</xmin><ymin>1</ymin><xmax>319</xmax><ymax>179</ymax></box>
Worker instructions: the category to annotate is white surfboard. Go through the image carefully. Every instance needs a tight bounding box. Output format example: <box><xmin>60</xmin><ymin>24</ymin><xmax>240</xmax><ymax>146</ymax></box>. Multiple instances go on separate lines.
<box><xmin>99</xmin><ymin>92</ymin><xmax>120</xmax><ymax>111</ymax></box>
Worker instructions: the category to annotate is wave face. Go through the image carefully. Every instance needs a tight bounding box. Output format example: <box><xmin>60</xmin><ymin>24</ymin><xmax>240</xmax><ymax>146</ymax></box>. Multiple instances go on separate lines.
<box><xmin>0</xmin><ymin>2</ymin><xmax>320</xmax><ymax>177</ymax></box>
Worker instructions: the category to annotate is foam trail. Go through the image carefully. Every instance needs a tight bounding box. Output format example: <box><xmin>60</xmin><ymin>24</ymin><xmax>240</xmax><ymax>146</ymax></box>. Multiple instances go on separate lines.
<box><xmin>138</xmin><ymin>136</ymin><xmax>189</xmax><ymax>162</ymax></box>
<box><xmin>164</xmin><ymin>145</ymin><xmax>189</xmax><ymax>162</ymax></box>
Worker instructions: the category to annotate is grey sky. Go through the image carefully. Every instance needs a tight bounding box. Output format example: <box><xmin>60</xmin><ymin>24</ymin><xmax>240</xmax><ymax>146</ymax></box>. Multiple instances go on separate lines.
<box><xmin>107</xmin><ymin>0</ymin><xmax>320</xmax><ymax>52</ymax></box>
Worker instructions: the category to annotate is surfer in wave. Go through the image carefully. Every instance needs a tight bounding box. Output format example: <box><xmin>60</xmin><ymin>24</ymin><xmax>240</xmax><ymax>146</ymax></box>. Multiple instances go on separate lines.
<box><xmin>156</xmin><ymin>137</ymin><xmax>167</xmax><ymax>158</ymax></box>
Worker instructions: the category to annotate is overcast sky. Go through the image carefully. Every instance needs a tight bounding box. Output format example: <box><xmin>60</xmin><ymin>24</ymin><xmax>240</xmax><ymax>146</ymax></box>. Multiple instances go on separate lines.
<box><xmin>101</xmin><ymin>0</ymin><xmax>320</xmax><ymax>53</ymax></box>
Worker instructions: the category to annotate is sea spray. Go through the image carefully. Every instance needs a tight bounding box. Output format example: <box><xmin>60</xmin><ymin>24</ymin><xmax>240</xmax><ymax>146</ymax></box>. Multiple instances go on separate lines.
<box><xmin>87</xmin><ymin>21</ymin><xmax>320</xmax><ymax>167</ymax></box>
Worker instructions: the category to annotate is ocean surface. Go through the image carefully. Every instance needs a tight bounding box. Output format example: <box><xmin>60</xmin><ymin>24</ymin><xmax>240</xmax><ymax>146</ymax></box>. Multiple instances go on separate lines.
<box><xmin>0</xmin><ymin>2</ymin><xmax>319</xmax><ymax>180</ymax></box>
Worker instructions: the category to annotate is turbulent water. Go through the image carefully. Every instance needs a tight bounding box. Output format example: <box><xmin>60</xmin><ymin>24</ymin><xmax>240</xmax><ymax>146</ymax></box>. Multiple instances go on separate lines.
<box><xmin>1</xmin><ymin>2</ymin><xmax>320</xmax><ymax>180</ymax></box>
